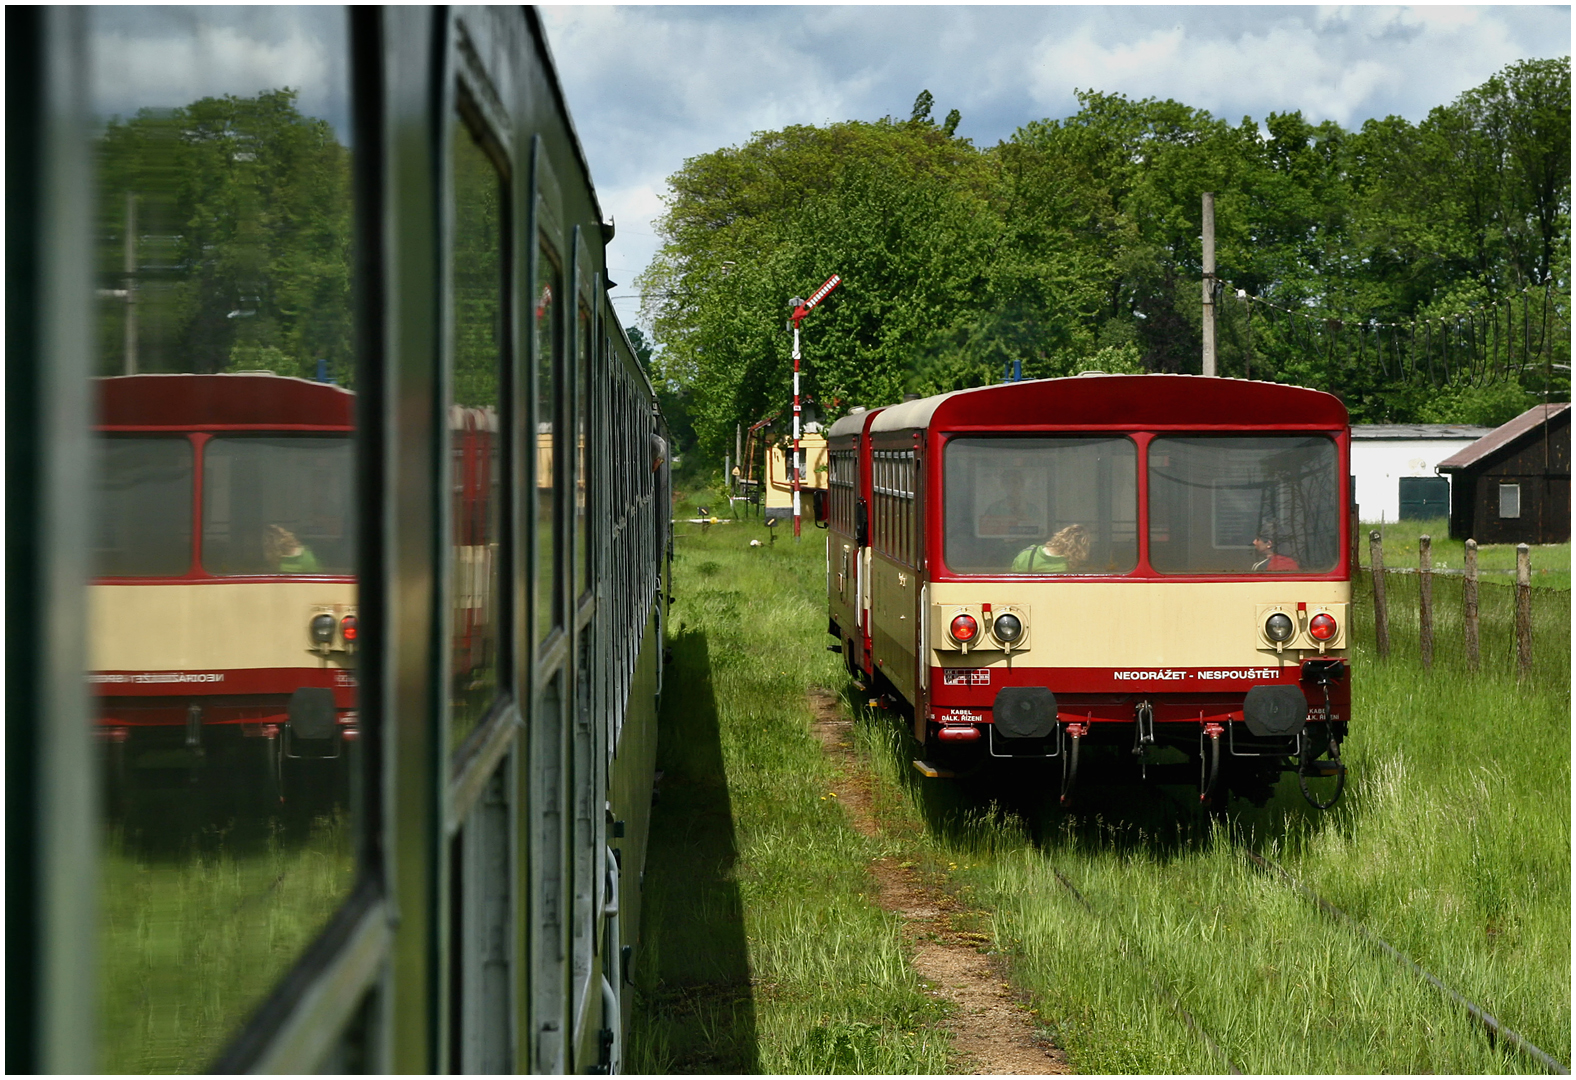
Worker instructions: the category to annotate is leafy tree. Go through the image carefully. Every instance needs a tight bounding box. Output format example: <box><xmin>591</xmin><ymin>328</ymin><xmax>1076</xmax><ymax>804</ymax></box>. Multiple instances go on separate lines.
<box><xmin>95</xmin><ymin>89</ymin><xmax>353</xmax><ymax>382</ymax></box>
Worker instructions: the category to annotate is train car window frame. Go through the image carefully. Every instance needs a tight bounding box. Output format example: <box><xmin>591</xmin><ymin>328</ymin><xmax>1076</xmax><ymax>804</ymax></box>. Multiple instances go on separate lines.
<box><xmin>942</xmin><ymin>434</ymin><xmax>1139</xmax><ymax>577</ymax></box>
<box><xmin>446</xmin><ymin>85</ymin><xmax>515</xmax><ymax>754</ymax></box>
<box><xmin>1146</xmin><ymin>433</ymin><xmax>1340</xmax><ymax>576</ymax></box>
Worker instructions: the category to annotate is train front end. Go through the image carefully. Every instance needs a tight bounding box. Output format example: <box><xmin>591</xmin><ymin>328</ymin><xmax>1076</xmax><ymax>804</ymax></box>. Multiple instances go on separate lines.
<box><xmin>912</xmin><ymin>375</ymin><xmax>1352</xmax><ymax>806</ymax></box>
<box><xmin>90</xmin><ymin>374</ymin><xmax>359</xmax><ymax>792</ymax></box>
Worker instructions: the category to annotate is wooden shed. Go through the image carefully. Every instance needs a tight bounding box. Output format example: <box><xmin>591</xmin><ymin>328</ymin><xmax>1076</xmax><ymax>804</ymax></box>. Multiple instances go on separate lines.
<box><xmin>1436</xmin><ymin>403</ymin><xmax>1570</xmax><ymax>543</ymax></box>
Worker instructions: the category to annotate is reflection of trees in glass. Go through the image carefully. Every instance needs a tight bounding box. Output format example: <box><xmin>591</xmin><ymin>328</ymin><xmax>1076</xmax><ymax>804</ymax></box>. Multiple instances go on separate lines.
<box><xmin>452</xmin><ymin>122</ymin><xmax>503</xmax><ymax>408</ymax></box>
<box><xmin>96</xmin><ymin>89</ymin><xmax>353</xmax><ymax>381</ymax></box>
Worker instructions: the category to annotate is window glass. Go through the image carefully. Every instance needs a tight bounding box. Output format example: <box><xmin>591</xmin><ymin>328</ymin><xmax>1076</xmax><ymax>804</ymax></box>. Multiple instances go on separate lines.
<box><xmin>576</xmin><ymin>304</ymin><xmax>591</xmax><ymax>598</ymax></box>
<box><xmin>1148</xmin><ymin>436</ymin><xmax>1339</xmax><ymax>574</ymax></box>
<box><xmin>203</xmin><ymin>437</ymin><xmax>354</xmax><ymax>575</ymax></box>
<box><xmin>449</xmin><ymin>112</ymin><xmax>506</xmax><ymax>749</ymax></box>
<box><xmin>536</xmin><ymin>239</ymin><xmax>563</xmax><ymax>640</ymax></box>
<box><xmin>95</xmin><ymin>437</ymin><xmax>193</xmax><ymax>577</ymax></box>
<box><xmin>945</xmin><ymin>437</ymin><xmax>1137</xmax><ymax>574</ymax></box>
<box><xmin>87</xmin><ymin>8</ymin><xmax>357</xmax><ymax>1071</ymax></box>
<box><xmin>1499</xmin><ymin>483</ymin><xmax>1521</xmax><ymax>519</ymax></box>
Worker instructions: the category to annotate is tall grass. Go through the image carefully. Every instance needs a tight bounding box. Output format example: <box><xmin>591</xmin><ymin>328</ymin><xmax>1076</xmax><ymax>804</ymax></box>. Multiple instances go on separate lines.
<box><xmin>99</xmin><ymin>807</ymin><xmax>355</xmax><ymax>1072</ymax></box>
<box><xmin>638</xmin><ymin>493</ymin><xmax>1569</xmax><ymax>1073</ymax></box>
<box><xmin>850</xmin><ymin>567</ymin><xmax>1571</xmax><ymax>1072</ymax></box>
<box><xmin>628</xmin><ymin>516</ymin><xmax>950</xmax><ymax>1074</ymax></box>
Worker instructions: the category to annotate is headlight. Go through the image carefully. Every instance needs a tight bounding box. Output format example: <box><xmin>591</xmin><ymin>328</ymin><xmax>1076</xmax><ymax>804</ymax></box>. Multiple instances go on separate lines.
<box><xmin>1308</xmin><ymin>612</ymin><xmax>1337</xmax><ymax>641</ymax></box>
<box><xmin>992</xmin><ymin>612</ymin><xmax>1023</xmax><ymax>643</ymax></box>
<box><xmin>340</xmin><ymin>614</ymin><xmax>358</xmax><ymax>643</ymax></box>
<box><xmin>949</xmin><ymin>613</ymin><xmax>978</xmax><ymax>643</ymax></box>
<box><xmin>310</xmin><ymin>613</ymin><xmax>336</xmax><ymax>645</ymax></box>
<box><xmin>1264</xmin><ymin>612</ymin><xmax>1295</xmax><ymax>643</ymax></box>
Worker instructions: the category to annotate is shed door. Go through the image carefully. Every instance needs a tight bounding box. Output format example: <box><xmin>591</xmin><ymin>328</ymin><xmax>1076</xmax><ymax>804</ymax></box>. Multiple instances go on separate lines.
<box><xmin>1398</xmin><ymin>476</ymin><xmax>1449</xmax><ymax>520</ymax></box>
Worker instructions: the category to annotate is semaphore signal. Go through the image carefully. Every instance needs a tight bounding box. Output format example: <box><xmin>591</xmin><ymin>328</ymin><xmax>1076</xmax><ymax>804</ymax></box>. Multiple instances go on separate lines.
<box><xmin>788</xmin><ymin>274</ymin><xmax>842</xmax><ymax>539</ymax></box>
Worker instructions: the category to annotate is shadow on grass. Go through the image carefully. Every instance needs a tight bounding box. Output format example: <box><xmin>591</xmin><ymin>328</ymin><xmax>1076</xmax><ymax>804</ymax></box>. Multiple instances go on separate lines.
<box><xmin>848</xmin><ymin>683</ymin><xmax>1351</xmax><ymax>865</ymax></box>
<box><xmin>631</xmin><ymin>626</ymin><xmax>759</xmax><ymax>1074</ymax></box>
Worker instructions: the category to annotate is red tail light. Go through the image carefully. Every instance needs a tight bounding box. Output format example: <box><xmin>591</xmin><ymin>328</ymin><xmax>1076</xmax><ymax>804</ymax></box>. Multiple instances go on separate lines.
<box><xmin>1309</xmin><ymin>613</ymin><xmax>1337</xmax><ymax>641</ymax></box>
<box><xmin>949</xmin><ymin>613</ymin><xmax>978</xmax><ymax>642</ymax></box>
<box><xmin>340</xmin><ymin>614</ymin><xmax>358</xmax><ymax>642</ymax></box>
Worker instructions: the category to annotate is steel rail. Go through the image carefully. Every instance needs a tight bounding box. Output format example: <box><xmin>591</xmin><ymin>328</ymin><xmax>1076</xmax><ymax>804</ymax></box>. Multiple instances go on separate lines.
<box><xmin>1048</xmin><ymin>866</ymin><xmax>1243</xmax><ymax>1075</ymax></box>
<box><xmin>1241</xmin><ymin>846</ymin><xmax>1569</xmax><ymax>1075</ymax></box>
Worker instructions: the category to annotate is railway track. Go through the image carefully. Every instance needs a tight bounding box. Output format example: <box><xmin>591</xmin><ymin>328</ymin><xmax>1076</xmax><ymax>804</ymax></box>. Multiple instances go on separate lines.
<box><xmin>1043</xmin><ymin>863</ymin><xmax>1243</xmax><ymax>1075</ymax></box>
<box><xmin>1145</xmin><ymin>785</ymin><xmax>1569</xmax><ymax>1075</ymax></box>
<box><xmin>1236</xmin><ymin>842</ymin><xmax>1569</xmax><ymax>1075</ymax></box>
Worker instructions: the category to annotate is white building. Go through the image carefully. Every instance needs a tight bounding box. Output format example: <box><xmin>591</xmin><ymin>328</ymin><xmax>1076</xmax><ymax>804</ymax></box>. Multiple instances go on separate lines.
<box><xmin>1349</xmin><ymin>424</ymin><xmax>1492</xmax><ymax>523</ymax></box>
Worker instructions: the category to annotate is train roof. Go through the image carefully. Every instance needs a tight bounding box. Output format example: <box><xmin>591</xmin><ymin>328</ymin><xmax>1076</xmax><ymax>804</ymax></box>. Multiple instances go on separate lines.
<box><xmin>868</xmin><ymin>374</ymin><xmax>1347</xmax><ymax>433</ymax></box>
<box><xmin>827</xmin><ymin>407</ymin><xmax>872</xmax><ymax>438</ymax></box>
<box><xmin>97</xmin><ymin>373</ymin><xmax>355</xmax><ymax>428</ymax></box>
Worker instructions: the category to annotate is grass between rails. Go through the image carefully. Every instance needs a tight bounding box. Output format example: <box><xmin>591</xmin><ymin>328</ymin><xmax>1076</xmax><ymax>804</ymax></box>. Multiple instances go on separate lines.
<box><xmin>637</xmin><ymin>492</ymin><xmax>1569</xmax><ymax>1073</ymax></box>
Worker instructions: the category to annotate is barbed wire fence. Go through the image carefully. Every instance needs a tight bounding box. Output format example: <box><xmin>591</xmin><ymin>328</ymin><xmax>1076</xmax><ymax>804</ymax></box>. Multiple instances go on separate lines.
<box><xmin>1218</xmin><ymin>276</ymin><xmax>1570</xmax><ymax>391</ymax></box>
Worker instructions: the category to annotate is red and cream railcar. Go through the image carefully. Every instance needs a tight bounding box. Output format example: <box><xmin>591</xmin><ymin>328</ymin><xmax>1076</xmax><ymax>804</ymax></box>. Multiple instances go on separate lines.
<box><xmin>831</xmin><ymin>374</ymin><xmax>1352</xmax><ymax>806</ymax></box>
<box><xmin>91</xmin><ymin>374</ymin><xmax>361</xmax><ymax>778</ymax></box>
<box><xmin>826</xmin><ymin>405</ymin><xmax>885</xmax><ymax>676</ymax></box>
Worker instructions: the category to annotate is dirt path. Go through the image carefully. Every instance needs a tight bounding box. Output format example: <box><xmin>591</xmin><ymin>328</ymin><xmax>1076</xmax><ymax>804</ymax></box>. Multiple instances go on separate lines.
<box><xmin>808</xmin><ymin>689</ymin><xmax>1071</xmax><ymax>1075</ymax></box>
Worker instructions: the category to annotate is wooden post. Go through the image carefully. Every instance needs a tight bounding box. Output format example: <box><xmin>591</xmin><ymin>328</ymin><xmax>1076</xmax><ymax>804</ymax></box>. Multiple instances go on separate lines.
<box><xmin>1351</xmin><ymin>495</ymin><xmax>1361</xmax><ymax>576</ymax></box>
<box><xmin>1369</xmin><ymin>530</ymin><xmax>1390</xmax><ymax>659</ymax></box>
<box><xmin>1515</xmin><ymin>543</ymin><xmax>1532</xmax><ymax>678</ymax></box>
<box><xmin>1463</xmin><ymin>539</ymin><xmax>1480</xmax><ymax>674</ymax></box>
<box><xmin>1418</xmin><ymin>535</ymin><xmax>1434</xmax><ymax>670</ymax></box>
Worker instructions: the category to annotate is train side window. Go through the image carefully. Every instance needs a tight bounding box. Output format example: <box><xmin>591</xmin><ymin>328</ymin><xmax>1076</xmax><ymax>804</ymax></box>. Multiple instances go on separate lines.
<box><xmin>577</xmin><ymin>303</ymin><xmax>592</xmax><ymax>599</ymax></box>
<box><xmin>536</xmin><ymin>237</ymin><xmax>565</xmax><ymax>641</ymax></box>
<box><xmin>85</xmin><ymin>8</ymin><xmax>359</xmax><ymax>1071</ymax></box>
<box><xmin>449</xmin><ymin>105</ymin><xmax>508</xmax><ymax>748</ymax></box>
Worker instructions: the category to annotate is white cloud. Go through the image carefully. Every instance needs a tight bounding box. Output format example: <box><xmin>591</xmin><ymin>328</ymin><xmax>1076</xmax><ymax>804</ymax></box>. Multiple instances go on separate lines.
<box><xmin>538</xmin><ymin>6</ymin><xmax>1573</xmax><ymax>328</ymax></box>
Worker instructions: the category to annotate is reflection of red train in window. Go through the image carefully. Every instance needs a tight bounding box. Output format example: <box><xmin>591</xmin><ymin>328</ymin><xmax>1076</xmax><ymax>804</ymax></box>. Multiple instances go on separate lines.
<box><xmin>828</xmin><ymin>375</ymin><xmax>1354</xmax><ymax>809</ymax></box>
<box><xmin>91</xmin><ymin>374</ymin><xmax>359</xmax><ymax>783</ymax></box>
<box><xmin>450</xmin><ymin>404</ymin><xmax>499</xmax><ymax>699</ymax></box>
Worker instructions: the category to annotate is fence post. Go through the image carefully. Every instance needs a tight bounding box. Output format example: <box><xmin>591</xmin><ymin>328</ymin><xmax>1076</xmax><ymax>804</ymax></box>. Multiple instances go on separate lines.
<box><xmin>1515</xmin><ymin>543</ymin><xmax>1532</xmax><ymax>679</ymax></box>
<box><xmin>1369</xmin><ymin>530</ymin><xmax>1390</xmax><ymax>659</ymax></box>
<box><xmin>1463</xmin><ymin>539</ymin><xmax>1480</xmax><ymax>674</ymax></box>
<box><xmin>1351</xmin><ymin>500</ymin><xmax>1361</xmax><ymax>576</ymax></box>
<box><xmin>1418</xmin><ymin>535</ymin><xmax>1433</xmax><ymax>670</ymax></box>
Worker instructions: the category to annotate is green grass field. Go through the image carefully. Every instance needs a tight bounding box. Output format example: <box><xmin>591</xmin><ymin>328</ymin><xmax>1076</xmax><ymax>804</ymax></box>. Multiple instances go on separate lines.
<box><xmin>1363</xmin><ymin>516</ymin><xmax>1570</xmax><ymax>589</ymax></box>
<box><xmin>635</xmin><ymin>488</ymin><xmax>1569</xmax><ymax>1073</ymax></box>
<box><xmin>99</xmin><ymin>781</ymin><xmax>355</xmax><ymax>1073</ymax></box>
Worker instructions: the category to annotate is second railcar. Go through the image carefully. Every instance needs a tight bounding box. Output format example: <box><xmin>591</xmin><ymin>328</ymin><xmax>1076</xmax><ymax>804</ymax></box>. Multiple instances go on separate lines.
<box><xmin>830</xmin><ymin>374</ymin><xmax>1352</xmax><ymax>807</ymax></box>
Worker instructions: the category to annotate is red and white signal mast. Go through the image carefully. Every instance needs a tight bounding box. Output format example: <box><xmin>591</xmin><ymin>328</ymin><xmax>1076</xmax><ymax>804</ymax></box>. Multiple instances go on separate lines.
<box><xmin>788</xmin><ymin>274</ymin><xmax>841</xmax><ymax>538</ymax></box>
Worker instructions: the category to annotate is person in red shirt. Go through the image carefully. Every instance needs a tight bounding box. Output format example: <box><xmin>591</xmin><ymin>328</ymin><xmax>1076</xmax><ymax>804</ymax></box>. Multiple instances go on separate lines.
<box><xmin>1251</xmin><ymin>523</ymin><xmax>1300</xmax><ymax>572</ymax></box>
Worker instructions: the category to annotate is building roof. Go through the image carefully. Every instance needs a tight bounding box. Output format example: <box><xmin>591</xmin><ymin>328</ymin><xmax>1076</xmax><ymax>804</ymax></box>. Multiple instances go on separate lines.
<box><xmin>1350</xmin><ymin>423</ymin><xmax>1492</xmax><ymax>441</ymax></box>
<box><xmin>1436</xmin><ymin>403</ymin><xmax>1570</xmax><ymax>472</ymax></box>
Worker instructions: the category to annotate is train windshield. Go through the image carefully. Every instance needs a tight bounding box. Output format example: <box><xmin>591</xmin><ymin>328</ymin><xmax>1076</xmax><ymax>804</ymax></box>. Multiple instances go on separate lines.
<box><xmin>1148</xmin><ymin>435</ymin><xmax>1339</xmax><ymax>574</ymax></box>
<box><xmin>95</xmin><ymin>437</ymin><xmax>195</xmax><ymax>577</ymax></box>
<box><xmin>202</xmin><ymin>436</ymin><xmax>355</xmax><ymax>575</ymax></box>
<box><xmin>945</xmin><ymin>436</ymin><xmax>1138</xmax><ymax>574</ymax></box>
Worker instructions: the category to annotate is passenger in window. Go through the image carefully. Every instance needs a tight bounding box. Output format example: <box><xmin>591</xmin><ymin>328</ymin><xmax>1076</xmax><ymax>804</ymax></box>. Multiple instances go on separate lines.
<box><xmin>1251</xmin><ymin>523</ymin><xmax>1300</xmax><ymax>573</ymax></box>
<box><xmin>1011</xmin><ymin>523</ymin><xmax>1090</xmax><ymax>573</ymax></box>
<box><xmin>264</xmin><ymin>524</ymin><xmax>320</xmax><ymax>573</ymax></box>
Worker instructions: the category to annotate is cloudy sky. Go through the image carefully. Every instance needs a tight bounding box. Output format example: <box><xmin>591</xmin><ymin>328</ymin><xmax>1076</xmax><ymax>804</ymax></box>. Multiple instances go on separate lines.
<box><xmin>539</xmin><ymin>4</ymin><xmax>1570</xmax><ymax>328</ymax></box>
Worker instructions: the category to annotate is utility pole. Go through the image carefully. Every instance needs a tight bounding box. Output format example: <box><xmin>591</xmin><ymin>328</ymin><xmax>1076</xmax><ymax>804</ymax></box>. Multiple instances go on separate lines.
<box><xmin>1201</xmin><ymin>192</ymin><xmax>1216</xmax><ymax>378</ymax></box>
<box><xmin>123</xmin><ymin>191</ymin><xmax>139</xmax><ymax>375</ymax></box>
<box><xmin>788</xmin><ymin>274</ymin><xmax>841</xmax><ymax>540</ymax></box>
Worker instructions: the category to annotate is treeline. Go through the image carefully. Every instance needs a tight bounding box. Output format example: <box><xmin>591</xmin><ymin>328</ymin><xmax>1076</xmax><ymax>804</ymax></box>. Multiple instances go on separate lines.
<box><xmin>639</xmin><ymin>58</ymin><xmax>1571</xmax><ymax>460</ymax></box>
<box><xmin>96</xmin><ymin>89</ymin><xmax>353</xmax><ymax>383</ymax></box>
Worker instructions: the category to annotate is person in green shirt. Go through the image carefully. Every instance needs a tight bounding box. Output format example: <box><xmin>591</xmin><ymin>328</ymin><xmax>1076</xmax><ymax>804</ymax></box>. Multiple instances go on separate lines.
<box><xmin>1012</xmin><ymin>523</ymin><xmax>1090</xmax><ymax>573</ymax></box>
<box><xmin>265</xmin><ymin>524</ymin><xmax>321</xmax><ymax>573</ymax></box>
